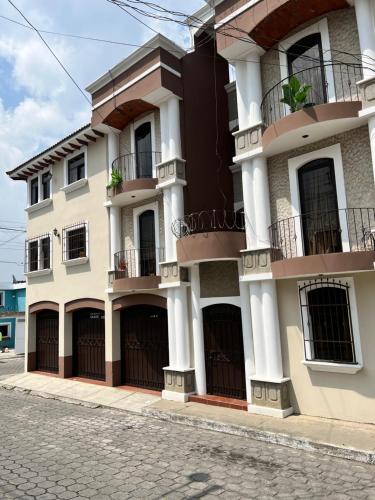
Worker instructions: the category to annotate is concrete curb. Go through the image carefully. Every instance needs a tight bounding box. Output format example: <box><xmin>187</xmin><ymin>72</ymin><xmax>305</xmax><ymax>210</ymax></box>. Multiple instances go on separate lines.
<box><xmin>143</xmin><ymin>407</ymin><xmax>375</xmax><ymax>466</ymax></box>
<box><xmin>0</xmin><ymin>354</ymin><xmax>24</xmax><ymax>360</ymax></box>
<box><xmin>2</xmin><ymin>383</ymin><xmax>374</xmax><ymax>465</ymax></box>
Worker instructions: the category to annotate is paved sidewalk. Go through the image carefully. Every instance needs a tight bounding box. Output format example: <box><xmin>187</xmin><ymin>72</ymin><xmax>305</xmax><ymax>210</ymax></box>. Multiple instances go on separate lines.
<box><xmin>0</xmin><ymin>349</ymin><xmax>23</xmax><ymax>360</ymax></box>
<box><xmin>2</xmin><ymin>371</ymin><xmax>375</xmax><ymax>464</ymax></box>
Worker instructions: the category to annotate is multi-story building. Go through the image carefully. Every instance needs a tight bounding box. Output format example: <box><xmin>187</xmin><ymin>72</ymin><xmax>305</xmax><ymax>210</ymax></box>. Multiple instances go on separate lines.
<box><xmin>0</xmin><ymin>280</ymin><xmax>26</xmax><ymax>354</ymax></box>
<box><xmin>6</xmin><ymin>0</ymin><xmax>375</xmax><ymax>423</ymax></box>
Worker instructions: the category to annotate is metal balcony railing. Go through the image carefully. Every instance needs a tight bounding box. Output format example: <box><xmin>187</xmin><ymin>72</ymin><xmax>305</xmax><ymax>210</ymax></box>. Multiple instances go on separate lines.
<box><xmin>269</xmin><ymin>208</ymin><xmax>375</xmax><ymax>261</ymax></box>
<box><xmin>113</xmin><ymin>247</ymin><xmax>164</xmax><ymax>280</ymax></box>
<box><xmin>171</xmin><ymin>209</ymin><xmax>246</xmax><ymax>239</ymax></box>
<box><xmin>261</xmin><ymin>63</ymin><xmax>363</xmax><ymax>128</ymax></box>
<box><xmin>111</xmin><ymin>151</ymin><xmax>162</xmax><ymax>182</ymax></box>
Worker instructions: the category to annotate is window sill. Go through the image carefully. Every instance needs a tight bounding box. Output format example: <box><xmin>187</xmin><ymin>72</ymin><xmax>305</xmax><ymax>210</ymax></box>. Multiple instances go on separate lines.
<box><xmin>25</xmin><ymin>269</ymin><xmax>52</xmax><ymax>278</ymax></box>
<box><xmin>62</xmin><ymin>257</ymin><xmax>89</xmax><ymax>267</ymax></box>
<box><xmin>25</xmin><ymin>198</ymin><xmax>52</xmax><ymax>214</ymax></box>
<box><xmin>61</xmin><ymin>178</ymin><xmax>88</xmax><ymax>194</ymax></box>
<box><xmin>302</xmin><ymin>360</ymin><xmax>363</xmax><ymax>374</ymax></box>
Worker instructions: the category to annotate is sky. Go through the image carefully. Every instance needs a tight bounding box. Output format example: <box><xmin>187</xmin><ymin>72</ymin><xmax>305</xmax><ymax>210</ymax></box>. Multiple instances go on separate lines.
<box><xmin>0</xmin><ymin>0</ymin><xmax>205</xmax><ymax>282</ymax></box>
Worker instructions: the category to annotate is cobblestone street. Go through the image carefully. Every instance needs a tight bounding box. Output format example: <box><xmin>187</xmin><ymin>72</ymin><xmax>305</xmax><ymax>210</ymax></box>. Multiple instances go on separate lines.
<box><xmin>0</xmin><ymin>359</ymin><xmax>375</xmax><ymax>499</ymax></box>
<box><xmin>0</xmin><ymin>356</ymin><xmax>24</xmax><ymax>380</ymax></box>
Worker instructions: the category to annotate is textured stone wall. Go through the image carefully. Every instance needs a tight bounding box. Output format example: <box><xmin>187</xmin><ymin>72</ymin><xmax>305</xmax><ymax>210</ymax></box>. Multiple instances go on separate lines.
<box><xmin>199</xmin><ymin>261</ymin><xmax>240</xmax><ymax>298</ymax></box>
<box><xmin>121</xmin><ymin>196</ymin><xmax>165</xmax><ymax>254</ymax></box>
<box><xmin>268</xmin><ymin>126</ymin><xmax>375</xmax><ymax>224</ymax></box>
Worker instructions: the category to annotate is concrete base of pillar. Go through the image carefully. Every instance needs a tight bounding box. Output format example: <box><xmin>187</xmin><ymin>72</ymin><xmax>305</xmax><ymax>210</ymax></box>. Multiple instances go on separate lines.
<box><xmin>162</xmin><ymin>367</ymin><xmax>195</xmax><ymax>402</ymax></box>
<box><xmin>59</xmin><ymin>356</ymin><xmax>73</xmax><ymax>378</ymax></box>
<box><xmin>27</xmin><ymin>352</ymin><xmax>36</xmax><ymax>372</ymax></box>
<box><xmin>105</xmin><ymin>360</ymin><xmax>121</xmax><ymax>387</ymax></box>
<box><xmin>249</xmin><ymin>378</ymin><xmax>293</xmax><ymax>418</ymax></box>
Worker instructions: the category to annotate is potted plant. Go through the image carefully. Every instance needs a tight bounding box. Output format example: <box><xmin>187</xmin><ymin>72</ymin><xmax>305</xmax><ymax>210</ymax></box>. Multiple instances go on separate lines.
<box><xmin>107</xmin><ymin>169</ymin><xmax>123</xmax><ymax>194</ymax></box>
<box><xmin>280</xmin><ymin>75</ymin><xmax>313</xmax><ymax>113</ymax></box>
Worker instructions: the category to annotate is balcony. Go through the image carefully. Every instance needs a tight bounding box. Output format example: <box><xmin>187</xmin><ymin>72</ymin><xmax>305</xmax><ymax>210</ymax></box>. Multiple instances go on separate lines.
<box><xmin>173</xmin><ymin>209</ymin><xmax>246</xmax><ymax>265</ymax></box>
<box><xmin>110</xmin><ymin>247</ymin><xmax>164</xmax><ymax>292</ymax></box>
<box><xmin>107</xmin><ymin>151</ymin><xmax>161</xmax><ymax>206</ymax></box>
<box><xmin>260</xmin><ymin>63</ymin><xmax>364</xmax><ymax>155</ymax></box>
<box><xmin>269</xmin><ymin>208</ymin><xmax>375</xmax><ymax>278</ymax></box>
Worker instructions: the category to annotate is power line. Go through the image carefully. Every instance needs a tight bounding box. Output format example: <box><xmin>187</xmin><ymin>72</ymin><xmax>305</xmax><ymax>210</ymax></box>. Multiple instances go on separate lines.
<box><xmin>0</xmin><ymin>227</ymin><xmax>26</xmax><ymax>233</ymax></box>
<box><xmin>105</xmin><ymin>0</ymin><xmax>159</xmax><ymax>35</ymax></box>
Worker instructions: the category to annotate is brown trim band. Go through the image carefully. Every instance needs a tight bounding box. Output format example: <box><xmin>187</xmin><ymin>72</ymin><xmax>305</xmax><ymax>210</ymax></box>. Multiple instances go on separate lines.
<box><xmin>29</xmin><ymin>301</ymin><xmax>59</xmax><ymax>314</ymax></box>
<box><xmin>113</xmin><ymin>293</ymin><xmax>167</xmax><ymax>311</ymax></box>
<box><xmin>65</xmin><ymin>299</ymin><xmax>105</xmax><ymax>313</ymax></box>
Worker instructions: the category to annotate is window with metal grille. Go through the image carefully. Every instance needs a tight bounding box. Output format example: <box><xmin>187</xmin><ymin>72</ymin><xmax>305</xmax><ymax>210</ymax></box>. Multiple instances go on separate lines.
<box><xmin>25</xmin><ymin>235</ymin><xmax>51</xmax><ymax>273</ymax></box>
<box><xmin>299</xmin><ymin>278</ymin><xmax>356</xmax><ymax>364</ymax></box>
<box><xmin>30</xmin><ymin>177</ymin><xmax>39</xmax><ymax>205</ymax></box>
<box><xmin>63</xmin><ymin>222</ymin><xmax>88</xmax><ymax>261</ymax></box>
<box><xmin>67</xmin><ymin>153</ymin><xmax>85</xmax><ymax>184</ymax></box>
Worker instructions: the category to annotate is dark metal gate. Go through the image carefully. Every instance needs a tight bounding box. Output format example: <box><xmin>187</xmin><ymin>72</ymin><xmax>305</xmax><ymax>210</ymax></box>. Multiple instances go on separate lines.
<box><xmin>203</xmin><ymin>304</ymin><xmax>246</xmax><ymax>400</ymax></box>
<box><xmin>120</xmin><ymin>305</ymin><xmax>168</xmax><ymax>390</ymax></box>
<box><xmin>36</xmin><ymin>310</ymin><xmax>59</xmax><ymax>373</ymax></box>
<box><xmin>73</xmin><ymin>308</ymin><xmax>105</xmax><ymax>381</ymax></box>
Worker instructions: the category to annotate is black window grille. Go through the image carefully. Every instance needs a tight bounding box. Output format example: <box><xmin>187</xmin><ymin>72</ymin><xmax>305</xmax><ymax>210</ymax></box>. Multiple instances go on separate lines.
<box><xmin>67</xmin><ymin>153</ymin><xmax>85</xmax><ymax>184</ymax></box>
<box><xmin>25</xmin><ymin>234</ymin><xmax>51</xmax><ymax>273</ymax></box>
<box><xmin>299</xmin><ymin>278</ymin><xmax>356</xmax><ymax>364</ymax></box>
<box><xmin>63</xmin><ymin>223</ymin><xmax>88</xmax><ymax>261</ymax></box>
<box><xmin>30</xmin><ymin>177</ymin><xmax>39</xmax><ymax>205</ymax></box>
<box><xmin>41</xmin><ymin>172</ymin><xmax>51</xmax><ymax>200</ymax></box>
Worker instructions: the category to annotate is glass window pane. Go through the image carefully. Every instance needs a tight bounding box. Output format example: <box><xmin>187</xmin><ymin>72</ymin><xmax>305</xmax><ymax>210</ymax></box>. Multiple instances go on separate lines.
<box><xmin>68</xmin><ymin>153</ymin><xmax>85</xmax><ymax>184</ymax></box>
<box><xmin>67</xmin><ymin>226</ymin><xmax>86</xmax><ymax>260</ymax></box>
<box><xmin>29</xmin><ymin>240</ymin><xmax>39</xmax><ymax>272</ymax></box>
<box><xmin>41</xmin><ymin>173</ymin><xmax>51</xmax><ymax>200</ymax></box>
<box><xmin>30</xmin><ymin>178</ymin><xmax>39</xmax><ymax>205</ymax></box>
<box><xmin>40</xmin><ymin>237</ymin><xmax>50</xmax><ymax>269</ymax></box>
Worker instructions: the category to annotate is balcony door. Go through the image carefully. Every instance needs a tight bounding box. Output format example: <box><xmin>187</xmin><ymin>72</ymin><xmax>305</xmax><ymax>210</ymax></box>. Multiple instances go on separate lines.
<box><xmin>298</xmin><ymin>158</ymin><xmax>342</xmax><ymax>256</ymax></box>
<box><xmin>135</xmin><ymin>122</ymin><xmax>152</xmax><ymax>179</ymax></box>
<box><xmin>139</xmin><ymin>210</ymin><xmax>156</xmax><ymax>276</ymax></box>
<box><xmin>287</xmin><ymin>33</ymin><xmax>327</xmax><ymax>106</ymax></box>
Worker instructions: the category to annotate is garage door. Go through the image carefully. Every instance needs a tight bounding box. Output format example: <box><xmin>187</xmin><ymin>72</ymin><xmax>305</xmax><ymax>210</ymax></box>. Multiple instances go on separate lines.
<box><xmin>121</xmin><ymin>305</ymin><xmax>168</xmax><ymax>390</ymax></box>
<box><xmin>203</xmin><ymin>304</ymin><xmax>246</xmax><ymax>400</ymax></box>
<box><xmin>73</xmin><ymin>308</ymin><xmax>105</xmax><ymax>381</ymax></box>
<box><xmin>36</xmin><ymin>311</ymin><xmax>59</xmax><ymax>373</ymax></box>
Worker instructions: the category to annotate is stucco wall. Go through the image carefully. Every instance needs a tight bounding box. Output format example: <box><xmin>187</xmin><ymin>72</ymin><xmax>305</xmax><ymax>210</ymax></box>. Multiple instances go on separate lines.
<box><xmin>267</xmin><ymin>126</ymin><xmax>375</xmax><ymax>224</ymax></box>
<box><xmin>277</xmin><ymin>272</ymin><xmax>375</xmax><ymax>424</ymax></box>
<box><xmin>26</xmin><ymin>136</ymin><xmax>110</xmax><ymax>306</ymax></box>
<box><xmin>199</xmin><ymin>261</ymin><xmax>240</xmax><ymax>298</ymax></box>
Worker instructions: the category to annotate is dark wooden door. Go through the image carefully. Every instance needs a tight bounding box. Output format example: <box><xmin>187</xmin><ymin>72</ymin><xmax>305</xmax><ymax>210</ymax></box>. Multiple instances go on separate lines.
<box><xmin>36</xmin><ymin>311</ymin><xmax>58</xmax><ymax>373</ymax></box>
<box><xmin>73</xmin><ymin>309</ymin><xmax>105</xmax><ymax>381</ymax></box>
<box><xmin>139</xmin><ymin>210</ymin><xmax>156</xmax><ymax>277</ymax></box>
<box><xmin>135</xmin><ymin>122</ymin><xmax>152</xmax><ymax>178</ymax></box>
<box><xmin>120</xmin><ymin>305</ymin><xmax>168</xmax><ymax>390</ymax></box>
<box><xmin>203</xmin><ymin>304</ymin><xmax>246</xmax><ymax>400</ymax></box>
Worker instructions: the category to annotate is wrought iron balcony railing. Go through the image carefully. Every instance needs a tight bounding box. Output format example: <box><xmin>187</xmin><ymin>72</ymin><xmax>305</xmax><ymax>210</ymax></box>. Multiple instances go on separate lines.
<box><xmin>269</xmin><ymin>208</ymin><xmax>375</xmax><ymax>262</ymax></box>
<box><xmin>261</xmin><ymin>63</ymin><xmax>363</xmax><ymax>128</ymax></box>
<box><xmin>113</xmin><ymin>247</ymin><xmax>164</xmax><ymax>280</ymax></box>
<box><xmin>111</xmin><ymin>151</ymin><xmax>162</xmax><ymax>182</ymax></box>
<box><xmin>171</xmin><ymin>209</ymin><xmax>245</xmax><ymax>239</ymax></box>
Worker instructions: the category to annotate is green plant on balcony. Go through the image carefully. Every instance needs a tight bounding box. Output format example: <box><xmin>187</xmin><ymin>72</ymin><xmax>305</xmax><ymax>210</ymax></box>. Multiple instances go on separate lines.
<box><xmin>280</xmin><ymin>76</ymin><xmax>313</xmax><ymax>113</ymax></box>
<box><xmin>107</xmin><ymin>169</ymin><xmax>123</xmax><ymax>189</ymax></box>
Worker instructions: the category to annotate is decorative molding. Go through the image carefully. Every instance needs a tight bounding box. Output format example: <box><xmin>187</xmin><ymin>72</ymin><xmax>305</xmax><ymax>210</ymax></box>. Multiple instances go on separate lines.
<box><xmin>357</xmin><ymin>76</ymin><xmax>375</xmax><ymax>108</ymax></box>
<box><xmin>163</xmin><ymin>367</ymin><xmax>195</xmax><ymax>395</ymax></box>
<box><xmin>241</xmin><ymin>248</ymin><xmax>272</xmax><ymax>276</ymax></box>
<box><xmin>233</xmin><ymin>124</ymin><xmax>263</xmax><ymax>158</ymax></box>
<box><xmin>25</xmin><ymin>197</ymin><xmax>52</xmax><ymax>214</ymax></box>
<box><xmin>65</xmin><ymin>298</ymin><xmax>105</xmax><ymax>313</ymax></box>
<box><xmin>156</xmin><ymin>158</ymin><xmax>186</xmax><ymax>185</ymax></box>
<box><xmin>29</xmin><ymin>301</ymin><xmax>59</xmax><ymax>314</ymax></box>
<box><xmin>160</xmin><ymin>261</ymin><xmax>189</xmax><ymax>285</ymax></box>
<box><xmin>250</xmin><ymin>378</ymin><xmax>292</xmax><ymax>412</ymax></box>
<box><xmin>61</xmin><ymin>178</ymin><xmax>88</xmax><ymax>194</ymax></box>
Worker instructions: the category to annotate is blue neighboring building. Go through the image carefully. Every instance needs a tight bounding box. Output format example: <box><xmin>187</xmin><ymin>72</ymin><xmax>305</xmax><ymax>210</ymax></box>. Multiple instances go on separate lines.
<box><xmin>0</xmin><ymin>281</ymin><xmax>26</xmax><ymax>353</ymax></box>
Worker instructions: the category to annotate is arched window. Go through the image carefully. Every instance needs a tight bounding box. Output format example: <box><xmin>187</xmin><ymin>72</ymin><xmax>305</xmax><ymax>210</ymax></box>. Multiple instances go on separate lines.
<box><xmin>286</xmin><ymin>33</ymin><xmax>327</xmax><ymax>106</ymax></box>
<box><xmin>138</xmin><ymin>210</ymin><xmax>156</xmax><ymax>276</ymax></box>
<box><xmin>299</xmin><ymin>280</ymin><xmax>356</xmax><ymax>364</ymax></box>
<box><xmin>298</xmin><ymin>158</ymin><xmax>342</xmax><ymax>255</ymax></box>
<box><xmin>135</xmin><ymin>122</ymin><xmax>152</xmax><ymax>178</ymax></box>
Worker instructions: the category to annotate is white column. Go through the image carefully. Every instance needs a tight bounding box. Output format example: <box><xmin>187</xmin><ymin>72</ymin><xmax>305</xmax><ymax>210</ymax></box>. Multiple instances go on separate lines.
<box><xmin>174</xmin><ymin>286</ymin><xmax>190</xmax><ymax>370</ymax></box>
<box><xmin>235</xmin><ymin>61</ymin><xmax>251</xmax><ymax>129</ymax></box>
<box><xmin>109</xmin><ymin>206</ymin><xmax>121</xmax><ymax>270</ymax></box>
<box><xmin>253</xmin><ymin>156</ymin><xmax>271</xmax><ymax>248</ymax></box>
<box><xmin>191</xmin><ymin>265</ymin><xmax>206</xmax><ymax>395</ymax></box>
<box><xmin>163</xmin><ymin>188</ymin><xmax>173</xmax><ymax>261</ymax></box>
<box><xmin>249</xmin><ymin>282</ymin><xmax>267</xmax><ymax>379</ymax></box>
<box><xmin>369</xmin><ymin>116</ymin><xmax>375</xmax><ymax>183</ymax></box>
<box><xmin>168</xmin><ymin>96</ymin><xmax>182</xmax><ymax>159</ymax></box>
<box><xmin>167</xmin><ymin>288</ymin><xmax>177</xmax><ymax>368</ymax></box>
<box><xmin>261</xmin><ymin>280</ymin><xmax>283</xmax><ymax>380</ymax></box>
<box><xmin>239</xmin><ymin>280</ymin><xmax>255</xmax><ymax>403</ymax></box>
<box><xmin>354</xmin><ymin>0</ymin><xmax>375</xmax><ymax>80</ymax></box>
<box><xmin>160</xmin><ymin>100</ymin><xmax>170</xmax><ymax>161</ymax></box>
<box><xmin>235</xmin><ymin>53</ymin><xmax>263</xmax><ymax>129</ymax></box>
<box><xmin>170</xmin><ymin>184</ymin><xmax>184</xmax><ymax>260</ymax></box>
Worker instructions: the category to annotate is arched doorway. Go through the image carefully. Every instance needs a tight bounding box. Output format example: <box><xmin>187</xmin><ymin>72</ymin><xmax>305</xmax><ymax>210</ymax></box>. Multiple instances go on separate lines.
<box><xmin>203</xmin><ymin>304</ymin><xmax>246</xmax><ymax>400</ymax></box>
<box><xmin>135</xmin><ymin>122</ymin><xmax>152</xmax><ymax>178</ymax></box>
<box><xmin>72</xmin><ymin>308</ymin><xmax>105</xmax><ymax>380</ymax></box>
<box><xmin>298</xmin><ymin>158</ymin><xmax>342</xmax><ymax>255</ymax></box>
<box><xmin>36</xmin><ymin>310</ymin><xmax>59</xmax><ymax>373</ymax></box>
<box><xmin>120</xmin><ymin>305</ymin><xmax>168</xmax><ymax>390</ymax></box>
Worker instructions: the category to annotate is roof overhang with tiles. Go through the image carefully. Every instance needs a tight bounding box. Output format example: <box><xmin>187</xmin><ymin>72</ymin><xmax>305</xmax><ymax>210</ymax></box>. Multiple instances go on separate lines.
<box><xmin>6</xmin><ymin>124</ymin><xmax>105</xmax><ymax>181</ymax></box>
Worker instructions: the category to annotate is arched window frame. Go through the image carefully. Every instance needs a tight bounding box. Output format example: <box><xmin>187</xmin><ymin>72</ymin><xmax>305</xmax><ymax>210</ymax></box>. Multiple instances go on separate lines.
<box><xmin>298</xmin><ymin>277</ymin><xmax>363</xmax><ymax>374</ymax></box>
<box><xmin>133</xmin><ymin>201</ymin><xmax>160</xmax><ymax>275</ymax></box>
<box><xmin>278</xmin><ymin>18</ymin><xmax>336</xmax><ymax>107</ymax></box>
<box><xmin>288</xmin><ymin>144</ymin><xmax>349</xmax><ymax>257</ymax></box>
<box><xmin>130</xmin><ymin>113</ymin><xmax>157</xmax><ymax>178</ymax></box>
